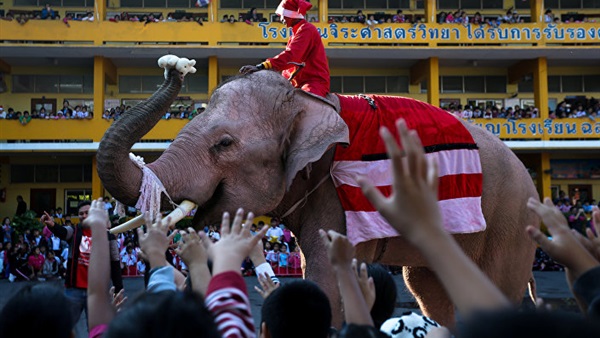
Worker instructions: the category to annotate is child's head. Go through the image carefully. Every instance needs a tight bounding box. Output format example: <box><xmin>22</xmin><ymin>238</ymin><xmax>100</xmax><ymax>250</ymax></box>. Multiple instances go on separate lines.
<box><xmin>280</xmin><ymin>245</ymin><xmax>287</xmax><ymax>253</ymax></box>
<box><xmin>260</xmin><ymin>280</ymin><xmax>331</xmax><ymax>338</ymax></box>
<box><xmin>273</xmin><ymin>243</ymin><xmax>280</xmax><ymax>252</ymax></box>
<box><xmin>106</xmin><ymin>290</ymin><xmax>220</xmax><ymax>338</ymax></box>
<box><xmin>0</xmin><ymin>284</ymin><xmax>74</xmax><ymax>338</ymax></box>
<box><xmin>264</xmin><ymin>241</ymin><xmax>272</xmax><ymax>250</ymax></box>
<box><xmin>367</xmin><ymin>264</ymin><xmax>398</xmax><ymax>328</ymax></box>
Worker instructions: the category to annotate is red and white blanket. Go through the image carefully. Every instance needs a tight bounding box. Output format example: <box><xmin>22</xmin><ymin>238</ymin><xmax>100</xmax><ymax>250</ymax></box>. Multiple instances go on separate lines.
<box><xmin>332</xmin><ymin>94</ymin><xmax>486</xmax><ymax>245</ymax></box>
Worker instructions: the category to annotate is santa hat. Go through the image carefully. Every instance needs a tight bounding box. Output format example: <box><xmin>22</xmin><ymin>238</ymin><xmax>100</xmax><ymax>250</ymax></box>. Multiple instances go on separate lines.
<box><xmin>276</xmin><ymin>0</ymin><xmax>312</xmax><ymax>19</ymax></box>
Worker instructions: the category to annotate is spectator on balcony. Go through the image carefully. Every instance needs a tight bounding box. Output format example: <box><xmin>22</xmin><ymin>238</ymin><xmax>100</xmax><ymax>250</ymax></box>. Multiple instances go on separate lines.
<box><xmin>228</xmin><ymin>14</ymin><xmax>236</xmax><ymax>23</ymax></box>
<box><xmin>19</xmin><ymin>111</ymin><xmax>31</xmax><ymax>125</ymax></box>
<box><xmin>392</xmin><ymin>10</ymin><xmax>405</xmax><ymax>23</ymax></box>
<box><xmin>365</xmin><ymin>15</ymin><xmax>379</xmax><ymax>27</ymax></box>
<box><xmin>82</xmin><ymin>12</ymin><xmax>94</xmax><ymax>22</ymax></box>
<box><xmin>40</xmin><ymin>4</ymin><xmax>57</xmax><ymax>20</ymax></box>
<box><xmin>245</xmin><ymin>7</ymin><xmax>260</xmax><ymax>25</ymax></box>
<box><xmin>544</xmin><ymin>9</ymin><xmax>554</xmax><ymax>23</ymax></box>
<box><xmin>221</xmin><ymin>14</ymin><xmax>228</xmax><ymax>22</ymax></box>
<box><xmin>109</xmin><ymin>14</ymin><xmax>120</xmax><ymax>22</ymax></box>
<box><xmin>461</xmin><ymin>105</ymin><xmax>473</xmax><ymax>119</ymax></box>
<box><xmin>356</xmin><ymin>10</ymin><xmax>366</xmax><ymax>24</ymax></box>
<box><xmin>472</xmin><ymin>12</ymin><xmax>483</xmax><ymax>25</ymax></box>
<box><xmin>240</xmin><ymin>0</ymin><xmax>330</xmax><ymax>98</ymax></box>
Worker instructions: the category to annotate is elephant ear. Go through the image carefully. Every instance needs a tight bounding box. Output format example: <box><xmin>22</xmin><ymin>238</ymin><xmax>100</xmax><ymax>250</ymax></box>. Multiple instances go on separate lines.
<box><xmin>285</xmin><ymin>90</ymin><xmax>349</xmax><ymax>189</ymax></box>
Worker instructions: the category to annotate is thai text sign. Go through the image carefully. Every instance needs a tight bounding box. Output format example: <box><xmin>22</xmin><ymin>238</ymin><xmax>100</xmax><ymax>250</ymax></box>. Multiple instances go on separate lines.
<box><xmin>466</xmin><ymin>118</ymin><xmax>600</xmax><ymax>139</ymax></box>
<box><xmin>258</xmin><ymin>22</ymin><xmax>600</xmax><ymax>44</ymax></box>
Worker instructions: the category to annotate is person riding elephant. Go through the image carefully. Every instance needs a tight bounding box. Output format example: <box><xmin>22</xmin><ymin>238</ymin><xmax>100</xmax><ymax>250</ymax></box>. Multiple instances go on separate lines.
<box><xmin>239</xmin><ymin>0</ymin><xmax>330</xmax><ymax>98</ymax></box>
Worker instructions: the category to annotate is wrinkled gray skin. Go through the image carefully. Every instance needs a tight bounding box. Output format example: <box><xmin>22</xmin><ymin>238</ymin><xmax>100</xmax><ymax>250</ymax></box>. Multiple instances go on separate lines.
<box><xmin>98</xmin><ymin>69</ymin><xmax>539</xmax><ymax>326</ymax></box>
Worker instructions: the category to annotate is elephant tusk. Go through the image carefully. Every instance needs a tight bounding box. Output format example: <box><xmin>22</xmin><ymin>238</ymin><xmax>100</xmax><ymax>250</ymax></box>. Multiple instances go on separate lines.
<box><xmin>109</xmin><ymin>200</ymin><xmax>197</xmax><ymax>234</ymax></box>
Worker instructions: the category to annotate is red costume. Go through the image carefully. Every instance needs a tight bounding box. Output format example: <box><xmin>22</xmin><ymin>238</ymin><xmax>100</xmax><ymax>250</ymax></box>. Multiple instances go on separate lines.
<box><xmin>262</xmin><ymin>0</ymin><xmax>330</xmax><ymax>97</ymax></box>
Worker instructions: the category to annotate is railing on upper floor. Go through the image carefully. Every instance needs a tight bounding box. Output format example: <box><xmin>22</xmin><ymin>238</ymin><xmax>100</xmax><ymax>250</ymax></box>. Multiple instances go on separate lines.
<box><xmin>0</xmin><ymin>20</ymin><xmax>598</xmax><ymax>46</ymax></box>
<box><xmin>0</xmin><ymin>118</ymin><xmax>598</xmax><ymax>143</ymax></box>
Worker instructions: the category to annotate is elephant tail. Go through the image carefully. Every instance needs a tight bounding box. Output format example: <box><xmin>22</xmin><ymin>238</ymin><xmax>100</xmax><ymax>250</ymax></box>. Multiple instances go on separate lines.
<box><xmin>527</xmin><ymin>272</ymin><xmax>538</xmax><ymax>305</ymax></box>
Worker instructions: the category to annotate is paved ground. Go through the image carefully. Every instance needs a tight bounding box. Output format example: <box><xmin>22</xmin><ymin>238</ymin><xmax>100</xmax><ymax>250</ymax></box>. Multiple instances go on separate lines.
<box><xmin>0</xmin><ymin>271</ymin><xmax>575</xmax><ymax>338</ymax></box>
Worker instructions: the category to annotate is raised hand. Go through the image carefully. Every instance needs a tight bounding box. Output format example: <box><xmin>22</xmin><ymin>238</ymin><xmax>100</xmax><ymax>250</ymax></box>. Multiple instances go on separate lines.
<box><xmin>40</xmin><ymin>211</ymin><xmax>55</xmax><ymax>228</ymax></box>
<box><xmin>205</xmin><ymin>208</ymin><xmax>268</xmax><ymax>275</ymax></box>
<box><xmin>175</xmin><ymin>228</ymin><xmax>208</xmax><ymax>268</ymax></box>
<box><xmin>136</xmin><ymin>214</ymin><xmax>175</xmax><ymax>268</ymax></box>
<box><xmin>352</xmin><ymin>259</ymin><xmax>375</xmax><ymax>311</ymax></box>
<box><xmin>571</xmin><ymin>208</ymin><xmax>600</xmax><ymax>262</ymax></box>
<box><xmin>358</xmin><ymin>119</ymin><xmax>441</xmax><ymax>243</ymax></box>
<box><xmin>525</xmin><ymin>197</ymin><xmax>599</xmax><ymax>279</ymax></box>
<box><xmin>84</xmin><ymin>198</ymin><xmax>110</xmax><ymax>230</ymax></box>
<box><xmin>254</xmin><ymin>272</ymin><xmax>280</xmax><ymax>299</ymax></box>
<box><xmin>319</xmin><ymin>229</ymin><xmax>355</xmax><ymax>268</ymax></box>
<box><xmin>109</xmin><ymin>286</ymin><xmax>127</xmax><ymax>312</ymax></box>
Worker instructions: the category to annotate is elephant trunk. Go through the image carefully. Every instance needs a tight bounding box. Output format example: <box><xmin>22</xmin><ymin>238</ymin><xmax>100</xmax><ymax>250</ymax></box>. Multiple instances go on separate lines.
<box><xmin>97</xmin><ymin>68</ymin><xmax>183</xmax><ymax>207</ymax></box>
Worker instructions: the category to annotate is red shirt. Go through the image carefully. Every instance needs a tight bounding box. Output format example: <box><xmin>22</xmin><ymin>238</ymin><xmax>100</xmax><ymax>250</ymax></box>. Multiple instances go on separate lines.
<box><xmin>75</xmin><ymin>228</ymin><xmax>92</xmax><ymax>289</ymax></box>
<box><xmin>28</xmin><ymin>253</ymin><xmax>45</xmax><ymax>271</ymax></box>
<box><xmin>266</xmin><ymin>19</ymin><xmax>330</xmax><ymax>97</ymax></box>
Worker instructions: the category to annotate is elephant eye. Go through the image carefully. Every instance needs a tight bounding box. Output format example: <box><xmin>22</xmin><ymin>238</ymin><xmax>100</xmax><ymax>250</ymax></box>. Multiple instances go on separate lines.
<box><xmin>215</xmin><ymin>136</ymin><xmax>233</xmax><ymax>148</ymax></box>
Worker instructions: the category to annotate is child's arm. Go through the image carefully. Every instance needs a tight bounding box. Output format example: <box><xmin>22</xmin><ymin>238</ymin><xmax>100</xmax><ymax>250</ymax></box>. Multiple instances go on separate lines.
<box><xmin>320</xmin><ymin>229</ymin><xmax>373</xmax><ymax>326</ymax></box>
<box><xmin>175</xmin><ymin>227</ymin><xmax>211</xmax><ymax>295</ymax></box>
<box><xmin>86</xmin><ymin>198</ymin><xmax>115</xmax><ymax>330</ymax></box>
<box><xmin>203</xmin><ymin>209</ymin><xmax>269</xmax><ymax>338</ymax></box>
<box><xmin>136</xmin><ymin>214</ymin><xmax>177</xmax><ymax>293</ymax></box>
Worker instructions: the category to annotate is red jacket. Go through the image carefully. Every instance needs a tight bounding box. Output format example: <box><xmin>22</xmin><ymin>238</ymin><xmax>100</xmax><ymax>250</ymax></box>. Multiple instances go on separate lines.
<box><xmin>265</xmin><ymin>19</ymin><xmax>330</xmax><ymax>97</ymax></box>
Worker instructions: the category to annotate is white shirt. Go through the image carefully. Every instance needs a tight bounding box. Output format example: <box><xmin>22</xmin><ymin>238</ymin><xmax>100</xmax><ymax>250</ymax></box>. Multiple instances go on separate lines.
<box><xmin>461</xmin><ymin>110</ymin><xmax>473</xmax><ymax>119</ymax></box>
<box><xmin>266</xmin><ymin>226</ymin><xmax>284</xmax><ymax>240</ymax></box>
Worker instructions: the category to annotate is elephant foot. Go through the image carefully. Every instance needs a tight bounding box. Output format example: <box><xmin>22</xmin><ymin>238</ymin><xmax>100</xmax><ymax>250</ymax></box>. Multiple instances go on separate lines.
<box><xmin>157</xmin><ymin>54</ymin><xmax>197</xmax><ymax>80</ymax></box>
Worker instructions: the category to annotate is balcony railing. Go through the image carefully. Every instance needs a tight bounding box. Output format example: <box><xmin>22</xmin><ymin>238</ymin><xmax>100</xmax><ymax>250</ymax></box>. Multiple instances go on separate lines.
<box><xmin>1</xmin><ymin>118</ymin><xmax>598</xmax><ymax>143</ymax></box>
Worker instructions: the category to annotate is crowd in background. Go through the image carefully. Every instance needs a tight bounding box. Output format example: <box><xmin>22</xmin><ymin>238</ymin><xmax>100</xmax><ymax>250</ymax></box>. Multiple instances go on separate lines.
<box><xmin>448</xmin><ymin>96</ymin><xmax>599</xmax><ymax>120</ymax></box>
<box><xmin>0</xmin><ymin>100</ymin><xmax>93</xmax><ymax>125</ymax></box>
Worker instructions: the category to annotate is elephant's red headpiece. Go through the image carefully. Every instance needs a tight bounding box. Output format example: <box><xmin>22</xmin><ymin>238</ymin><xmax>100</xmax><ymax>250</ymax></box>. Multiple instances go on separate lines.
<box><xmin>276</xmin><ymin>0</ymin><xmax>312</xmax><ymax>19</ymax></box>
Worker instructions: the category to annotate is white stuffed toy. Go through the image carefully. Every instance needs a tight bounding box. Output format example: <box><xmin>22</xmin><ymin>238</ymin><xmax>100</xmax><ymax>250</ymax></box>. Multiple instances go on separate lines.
<box><xmin>157</xmin><ymin>54</ymin><xmax>197</xmax><ymax>79</ymax></box>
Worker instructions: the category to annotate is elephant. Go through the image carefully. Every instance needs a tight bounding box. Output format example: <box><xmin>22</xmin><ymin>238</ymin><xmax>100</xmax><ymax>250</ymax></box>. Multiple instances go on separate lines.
<box><xmin>97</xmin><ymin>55</ymin><xmax>539</xmax><ymax>326</ymax></box>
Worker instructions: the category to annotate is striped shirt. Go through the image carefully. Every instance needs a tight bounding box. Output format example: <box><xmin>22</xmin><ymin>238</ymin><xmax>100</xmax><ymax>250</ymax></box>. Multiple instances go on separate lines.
<box><xmin>205</xmin><ymin>271</ymin><xmax>256</xmax><ymax>338</ymax></box>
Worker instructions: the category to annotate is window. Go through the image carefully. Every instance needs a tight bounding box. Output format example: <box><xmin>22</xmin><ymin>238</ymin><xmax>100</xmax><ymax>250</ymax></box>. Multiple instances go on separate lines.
<box><xmin>485</xmin><ymin>76</ymin><xmax>507</xmax><ymax>93</ymax></box>
<box><xmin>464</xmin><ymin>76</ymin><xmax>485</xmax><ymax>93</ymax></box>
<box><xmin>543</xmin><ymin>0</ymin><xmax>600</xmax><ymax>8</ymax></box>
<box><xmin>518</xmin><ymin>78</ymin><xmax>534</xmax><ymax>93</ymax></box>
<box><xmin>119</xmin><ymin>76</ymin><xmax>208</xmax><ymax>94</ymax></box>
<box><xmin>584</xmin><ymin>75</ymin><xmax>600</xmax><ymax>92</ymax></box>
<box><xmin>515</xmin><ymin>0</ymin><xmax>531</xmax><ymax>9</ymax></box>
<box><xmin>331</xmin><ymin>76</ymin><xmax>409</xmax><ymax>93</ymax></box>
<box><xmin>11</xmin><ymin>75</ymin><xmax>92</xmax><ymax>94</ymax></box>
<box><xmin>440</xmin><ymin>76</ymin><xmax>506</xmax><ymax>93</ymax></box>
<box><xmin>118</xmin><ymin>0</ymin><xmax>201</xmax><ymax>8</ymax></box>
<box><xmin>329</xmin><ymin>0</ymin><xmax>409</xmax><ymax>9</ymax></box>
<box><xmin>65</xmin><ymin>189</ymin><xmax>92</xmax><ymax>217</ymax></box>
<box><xmin>14</xmin><ymin>0</ymin><xmax>94</xmax><ymax>6</ymax></box>
<box><xmin>221</xmin><ymin>0</ymin><xmax>315</xmax><ymax>9</ymax></box>
<box><xmin>436</xmin><ymin>0</ymin><xmax>502</xmax><ymax>9</ymax></box>
<box><xmin>561</xmin><ymin>75</ymin><xmax>583</xmax><ymax>92</ymax></box>
<box><xmin>10</xmin><ymin>164</ymin><xmax>91</xmax><ymax>184</ymax></box>
<box><xmin>441</xmin><ymin>76</ymin><xmax>463</xmax><ymax>93</ymax></box>
<box><xmin>548</xmin><ymin>76</ymin><xmax>561</xmax><ymax>92</ymax></box>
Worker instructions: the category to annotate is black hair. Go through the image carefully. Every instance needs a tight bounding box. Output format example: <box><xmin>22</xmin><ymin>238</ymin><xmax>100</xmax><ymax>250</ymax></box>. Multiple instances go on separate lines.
<box><xmin>261</xmin><ymin>280</ymin><xmax>332</xmax><ymax>338</ymax></box>
<box><xmin>77</xmin><ymin>200</ymin><xmax>91</xmax><ymax>211</ymax></box>
<box><xmin>0</xmin><ymin>284</ymin><xmax>74</xmax><ymax>338</ymax></box>
<box><xmin>459</xmin><ymin>309</ymin><xmax>600</xmax><ymax>338</ymax></box>
<box><xmin>106</xmin><ymin>290</ymin><xmax>220</xmax><ymax>338</ymax></box>
<box><xmin>367</xmin><ymin>264</ymin><xmax>397</xmax><ymax>328</ymax></box>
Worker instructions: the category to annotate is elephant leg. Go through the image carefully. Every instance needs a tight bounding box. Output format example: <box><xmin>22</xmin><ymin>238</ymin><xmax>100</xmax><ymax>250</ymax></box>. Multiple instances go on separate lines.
<box><xmin>302</xmin><ymin>250</ymin><xmax>343</xmax><ymax>328</ymax></box>
<box><xmin>402</xmin><ymin>266</ymin><xmax>456</xmax><ymax>327</ymax></box>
